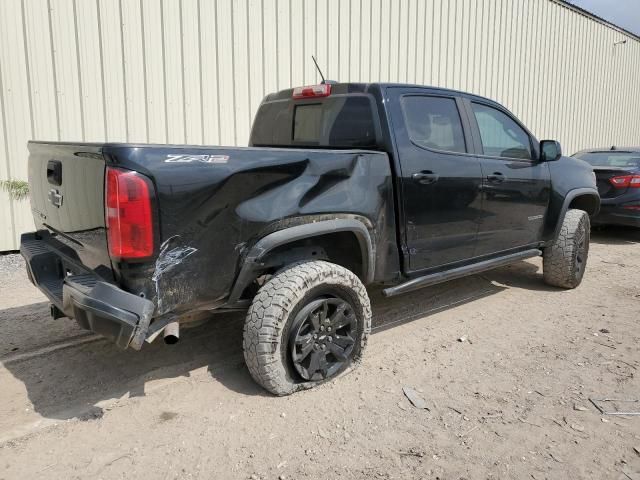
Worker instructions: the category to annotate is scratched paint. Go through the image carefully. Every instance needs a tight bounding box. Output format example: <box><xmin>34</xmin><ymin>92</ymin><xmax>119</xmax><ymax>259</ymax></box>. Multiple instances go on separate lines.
<box><xmin>152</xmin><ymin>236</ymin><xmax>197</xmax><ymax>314</ymax></box>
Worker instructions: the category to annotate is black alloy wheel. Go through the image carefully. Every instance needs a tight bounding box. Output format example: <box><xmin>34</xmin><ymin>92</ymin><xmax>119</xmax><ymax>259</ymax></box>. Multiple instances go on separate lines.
<box><xmin>289</xmin><ymin>296</ymin><xmax>357</xmax><ymax>381</ymax></box>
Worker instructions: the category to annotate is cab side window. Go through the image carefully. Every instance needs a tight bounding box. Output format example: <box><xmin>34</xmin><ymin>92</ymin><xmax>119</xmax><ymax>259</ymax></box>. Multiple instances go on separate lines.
<box><xmin>401</xmin><ymin>96</ymin><xmax>467</xmax><ymax>154</ymax></box>
<box><xmin>471</xmin><ymin>103</ymin><xmax>532</xmax><ymax>160</ymax></box>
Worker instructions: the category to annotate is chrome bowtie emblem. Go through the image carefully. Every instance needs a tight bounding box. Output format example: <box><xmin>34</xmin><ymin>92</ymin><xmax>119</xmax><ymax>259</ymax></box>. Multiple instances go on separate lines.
<box><xmin>48</xmin><ymin>188</ymin><xmax>63</xmax><ymax>208</ymax></box>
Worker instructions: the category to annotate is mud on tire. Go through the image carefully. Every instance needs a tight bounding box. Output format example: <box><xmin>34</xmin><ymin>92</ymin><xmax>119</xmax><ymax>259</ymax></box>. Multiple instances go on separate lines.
<box><xmin>543</xmin><ymin>209</ymin><xmax>590</xmax><ymax>289</ymax></box>
<box><xmin>242</xmin><ymin>261</ymin><xmax>371</xmax><ymax>396</ymax></box>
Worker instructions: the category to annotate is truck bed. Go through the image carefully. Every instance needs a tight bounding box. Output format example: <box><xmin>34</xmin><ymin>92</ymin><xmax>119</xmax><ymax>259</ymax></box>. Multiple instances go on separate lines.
<box><xmin>26</xmin><ymin>141</ymin><xmax>397</xmax><ymax>324</ymax></box>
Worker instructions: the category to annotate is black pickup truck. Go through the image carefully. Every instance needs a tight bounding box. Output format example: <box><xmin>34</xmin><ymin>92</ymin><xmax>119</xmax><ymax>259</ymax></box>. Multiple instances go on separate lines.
<box><xmin>21</xmin><ymin>82</ymin><xmax>599</xmax><ymax>395</ymax></box>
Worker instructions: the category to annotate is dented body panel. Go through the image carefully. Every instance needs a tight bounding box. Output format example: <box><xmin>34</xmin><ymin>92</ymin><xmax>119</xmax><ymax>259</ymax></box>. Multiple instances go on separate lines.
<box><xmin>110</xmin><ymin>144</ymin><xmax>399</xmax><ymax>314</ymax></box>
<box><xmin>27</xmin><ymin>142</ymin><xmax>399</xmax><ymax>318</ymax></box>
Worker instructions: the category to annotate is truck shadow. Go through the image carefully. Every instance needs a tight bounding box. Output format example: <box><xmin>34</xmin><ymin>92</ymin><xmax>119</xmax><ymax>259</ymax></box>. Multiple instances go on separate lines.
<box><xmin>1</xmin><ymin>260</ymin><xmax>550</xmax><ymax>430</ymax></box>
<box><xmin>591</xmin><ymin>226</ymin><xmax>640</xmax><ymax>245</ymax></box>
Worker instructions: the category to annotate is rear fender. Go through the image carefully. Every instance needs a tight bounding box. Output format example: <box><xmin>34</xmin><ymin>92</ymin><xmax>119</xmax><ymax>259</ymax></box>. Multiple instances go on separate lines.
<box><xmin>227</xmin><ymin>219</ymin><xmax>374</xmax><ymax>304</ymax></box>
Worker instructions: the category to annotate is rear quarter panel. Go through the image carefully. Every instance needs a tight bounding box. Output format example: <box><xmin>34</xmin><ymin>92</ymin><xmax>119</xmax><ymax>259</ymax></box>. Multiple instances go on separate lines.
<box><xmin>105</xmin><ymin>145</ymin><xmax>397</xmax><ymax>315</ymax></box>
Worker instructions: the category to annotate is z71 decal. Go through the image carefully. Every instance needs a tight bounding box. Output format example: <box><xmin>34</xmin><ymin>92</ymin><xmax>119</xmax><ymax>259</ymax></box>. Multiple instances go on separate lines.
<box><xmin>165</xmin><ymin>154</ymin><xmax>229</xmax><ymax>164</ymax></box>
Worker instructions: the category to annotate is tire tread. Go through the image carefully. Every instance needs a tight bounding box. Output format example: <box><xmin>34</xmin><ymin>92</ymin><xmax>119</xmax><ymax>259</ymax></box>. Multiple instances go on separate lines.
<box><xmin>242</xmin><ymin>261</ymin><xmax>371</xmax><ymax>395</ymax></box>
<box><xmin>543</xmin><ymin>209</ymin><xmax>590</xmax><ymax>288</ymax></box>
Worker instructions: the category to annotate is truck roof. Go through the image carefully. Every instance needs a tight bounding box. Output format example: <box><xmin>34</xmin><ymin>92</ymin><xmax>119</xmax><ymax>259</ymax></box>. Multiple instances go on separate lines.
<box><xmin>264</xmin><ymin>82</ymin><xmax>504</xmax><ymax>108</ymax></box>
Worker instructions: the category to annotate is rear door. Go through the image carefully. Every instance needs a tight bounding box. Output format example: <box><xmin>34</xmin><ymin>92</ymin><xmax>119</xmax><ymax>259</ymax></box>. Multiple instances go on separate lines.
<box><xmin>387</xmin><ymin>87</ymin><xmax>483</xmax><ymax>272</ymax></box>
<box><xmin>464</xmin><ymin>100</ymin><xmax>551</xmax><ymax>255</ymax></box>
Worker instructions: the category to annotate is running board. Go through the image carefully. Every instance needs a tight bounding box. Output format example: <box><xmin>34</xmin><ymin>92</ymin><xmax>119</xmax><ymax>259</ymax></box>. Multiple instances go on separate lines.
<box><xmin>382</xmin><ymin>249</ymin><xmax>542</xmax><ymax>297</ymax></box>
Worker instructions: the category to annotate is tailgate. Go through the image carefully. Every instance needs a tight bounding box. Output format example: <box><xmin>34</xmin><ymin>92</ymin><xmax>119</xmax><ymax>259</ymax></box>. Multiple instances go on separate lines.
<box><xmin>27</xmin><ymin>142</ymin><xmax>111</xmax><ymax>274</ymax></box>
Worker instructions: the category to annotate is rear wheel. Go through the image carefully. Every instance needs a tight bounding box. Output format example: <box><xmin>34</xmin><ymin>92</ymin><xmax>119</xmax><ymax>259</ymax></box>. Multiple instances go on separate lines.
<box><xmin>243</xmin><ymin>261</ymin><xmax>371</xmax><ymax>396</ymax></box>
<box><xmin>543</xmin><ymin>209</ymin><xmax>590</xmax><ymax>288</ymax></box>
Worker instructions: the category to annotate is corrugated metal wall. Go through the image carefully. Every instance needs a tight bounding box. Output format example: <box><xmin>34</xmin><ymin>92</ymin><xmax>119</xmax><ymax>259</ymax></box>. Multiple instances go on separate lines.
<box><xmin>1</xmin><ymin>0</ymin><xmax>639</xmax><ymax>250</ymax></box>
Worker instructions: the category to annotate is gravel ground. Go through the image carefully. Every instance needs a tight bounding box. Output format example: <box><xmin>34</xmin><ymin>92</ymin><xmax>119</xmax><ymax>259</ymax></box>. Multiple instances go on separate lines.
<box><xmin>0</xmin><ymin>227</ymin><xmax>639</xmax><ymax>479</ymax></box>
<box><xmin>0</xmin><ymin>253</ymin><xmax>24</xmax><ymax>283</ymax></box>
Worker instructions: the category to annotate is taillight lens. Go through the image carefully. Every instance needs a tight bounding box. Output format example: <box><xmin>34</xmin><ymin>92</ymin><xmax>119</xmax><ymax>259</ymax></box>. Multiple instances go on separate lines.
<box><xmin>105</xmin><ymin>167</ymin><xmax>154</xmax><ymax>259</ymax></box>
<box><xmin>609</xmin><ymin>175</ymin><xmax>640</xmax><ymax>188</ymax></box>
<box><xmin>292</xmin><ymin>84</ymin><xmax>331</xmax><ymax>99</ymax></box>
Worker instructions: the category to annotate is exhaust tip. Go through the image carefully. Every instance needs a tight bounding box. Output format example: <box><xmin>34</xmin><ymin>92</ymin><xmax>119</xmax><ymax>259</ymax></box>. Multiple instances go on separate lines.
<box><xmin>50</xmin><ymin>304</ymin><xmax>65</xmax><ymax>320</ymax></box>
<box><xmin>163</xmin><ymin>321</ymin><xmax>180</xmax><ymax>345</ymax></box>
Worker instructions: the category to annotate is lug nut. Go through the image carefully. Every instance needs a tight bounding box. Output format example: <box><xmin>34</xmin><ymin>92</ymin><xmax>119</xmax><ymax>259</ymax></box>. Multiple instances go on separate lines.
<box><xmin>327</xmin><ymin>326</ymin><xmax>332</xmax><ymax>332</ymax></box>
<box><xmin>327</xmin><ymin>336</ymin><xmax>333</xmax><ymax>342</ymax></box>
<box><xmin>321</xmin><ymin>344</ymin><xmax>326</xmax><ymax>350</ymax></box>
<box><xmin>320</xmin><ymin>326</ymin><xmax>325</xmax><ymax>332</ymax></box>
<box><xmin>313</xmin><ymin>334</ymin><xmax>318</xmax><ymax>339</ymax></box>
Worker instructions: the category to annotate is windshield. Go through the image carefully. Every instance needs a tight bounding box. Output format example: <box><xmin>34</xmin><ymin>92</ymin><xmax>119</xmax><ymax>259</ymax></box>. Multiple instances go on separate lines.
<box><xmin>574</xmin><ymin>151</ymin><xmax>640</xmax><ymax>168</ymax></box>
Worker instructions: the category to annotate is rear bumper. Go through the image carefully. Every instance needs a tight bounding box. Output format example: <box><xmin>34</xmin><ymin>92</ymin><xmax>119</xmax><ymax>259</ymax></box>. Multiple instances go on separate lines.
<box><xmin>592</xmin><ymin>205</ymin><xmax>640</xmax><ymax>228</ymax></box>
<box><xmin>20</xmin><ymin>233</ymin><xmax>155</xmax><ymax>349</ymax></box>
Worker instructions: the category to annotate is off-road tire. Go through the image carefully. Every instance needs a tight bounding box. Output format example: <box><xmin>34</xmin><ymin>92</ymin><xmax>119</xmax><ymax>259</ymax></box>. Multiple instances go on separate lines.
<box><xmin>543</xmin><ymin>209</ymin><xmax>590</xmax><ymax>288</ymax></box>
<box><xmin>243</xmin><ymin>261</ymin><xmax>371</xmax><ymax>396</ymax></box>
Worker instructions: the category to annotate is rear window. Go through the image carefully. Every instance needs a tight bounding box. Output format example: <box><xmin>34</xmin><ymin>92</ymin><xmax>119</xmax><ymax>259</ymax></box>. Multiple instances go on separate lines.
<box><xmin>250</xmin><ymin>95</ymin><xmax>378</xmax><ymax>148</ymax></box>
<box><xmin>574</xmin><ymin>151</ymin><xmax>640</xmax><ymax>168</ymax></box>
<box><xmin>293</xmin><ymin>104</ymin><xmax>323</xmax><ymax>143</ymax></box>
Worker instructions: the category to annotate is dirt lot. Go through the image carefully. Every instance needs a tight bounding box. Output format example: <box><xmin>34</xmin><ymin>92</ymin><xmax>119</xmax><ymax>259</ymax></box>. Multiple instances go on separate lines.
<box><xmin>1</xmin><ymin>227</ymin><xmax>639</xmax><ymax>480</ymax></box>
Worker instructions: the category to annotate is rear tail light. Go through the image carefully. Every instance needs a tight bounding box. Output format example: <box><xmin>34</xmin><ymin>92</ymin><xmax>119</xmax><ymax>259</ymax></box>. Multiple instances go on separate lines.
<box><xmin>292</xmin><ymin>84</ymin><xmax>331</xmax><ymax>99</ymax></box>
<box><xmin>609</xmin><ymin>175</ymin><xmax>640</xmax><ymax>188</ymax></box>
<box><xmin>105</xmin><ymin>167</ymin><xmax>155</xmax><ymax>259</ymax></box>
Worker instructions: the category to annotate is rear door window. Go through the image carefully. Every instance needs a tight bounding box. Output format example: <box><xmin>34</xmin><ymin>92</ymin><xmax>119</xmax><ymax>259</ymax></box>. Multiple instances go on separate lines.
<box><xmin>471</xmin><ymin>103</ymin><xmax>532</xmax><ymax>160</ymax></box>
<box><xmin>400</xmin><ymin>96</ymin><xmax>467</xmax><ymax>153</ymax></box>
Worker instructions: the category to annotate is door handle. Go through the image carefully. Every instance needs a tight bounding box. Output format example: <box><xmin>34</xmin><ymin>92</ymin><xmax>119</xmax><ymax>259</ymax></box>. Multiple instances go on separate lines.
<box><xmin>412</xmin><ymin>171</ymin><xmax>439</xmax><ymax>185</ymax></box>
<box><xmin>486</xmin><ymin>172</ymin><xmax>506</xmax><ymax>184</ymax></box>
<box><xmin>47</xmin><ymin>159</ymin><xmax>62</xmax><ymax>186</ymax></box>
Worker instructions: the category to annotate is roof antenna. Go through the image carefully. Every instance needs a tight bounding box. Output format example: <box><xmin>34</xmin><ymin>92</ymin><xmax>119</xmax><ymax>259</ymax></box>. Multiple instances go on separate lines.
<box><xmin>312</xmin><ymin>55</ymin><xmax>326</xmax><ymax>84</ymax></box>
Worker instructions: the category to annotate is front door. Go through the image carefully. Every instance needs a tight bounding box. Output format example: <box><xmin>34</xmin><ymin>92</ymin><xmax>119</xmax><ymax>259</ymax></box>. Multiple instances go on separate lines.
<box><xmin>465</xmin><ymin>100</ymin><xmax>551</xmax><ymax>255</ymax></box>
<box><xmin>388</xmin><ymin>88</ymin><xmax>483</xmax><ymax>272</ymax></box>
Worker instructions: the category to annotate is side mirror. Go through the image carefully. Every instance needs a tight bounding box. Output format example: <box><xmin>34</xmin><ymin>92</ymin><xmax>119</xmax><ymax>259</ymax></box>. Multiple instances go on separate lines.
<box><xmin>540</xmin><ymin>140</ymin><xmax>562</xmax><ymax>161</ymax></box>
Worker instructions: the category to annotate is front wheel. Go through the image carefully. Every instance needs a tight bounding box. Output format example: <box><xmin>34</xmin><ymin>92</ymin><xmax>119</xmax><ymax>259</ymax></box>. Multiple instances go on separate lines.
<box><xmin>243</xmin><ymin>261</ymin><xmax>371</xmax><ymax>396</ymax></box>
<box><xmin>543</xmin><ymin>209</ymin><xmax>591</xmax><ymax>288</ymax></box>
